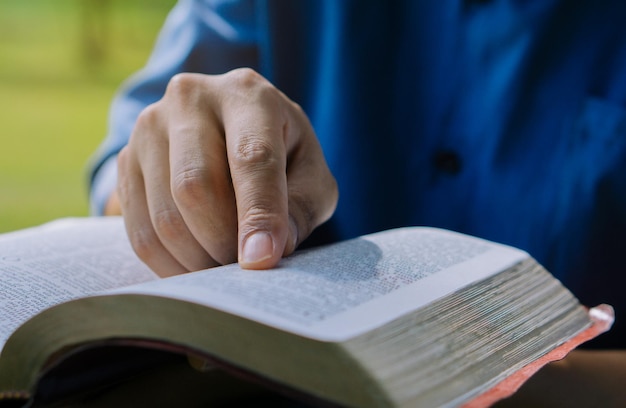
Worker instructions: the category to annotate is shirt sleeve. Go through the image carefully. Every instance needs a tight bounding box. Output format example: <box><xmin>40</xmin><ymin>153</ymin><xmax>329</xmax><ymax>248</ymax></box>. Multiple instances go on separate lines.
<box><xmin>87</xmin><ymin>0</ymin><xmax>260</xmax><ymax>215</ymax></box>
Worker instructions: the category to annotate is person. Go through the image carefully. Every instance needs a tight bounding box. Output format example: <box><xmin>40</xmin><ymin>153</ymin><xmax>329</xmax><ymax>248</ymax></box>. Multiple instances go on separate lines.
<box><xmin>89</xmin><ymin>0</ymin><xmax>626</xmax><ymax>404</ymax></box>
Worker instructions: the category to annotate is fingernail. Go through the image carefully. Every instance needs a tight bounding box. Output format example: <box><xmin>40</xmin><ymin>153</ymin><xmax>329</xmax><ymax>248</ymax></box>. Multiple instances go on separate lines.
<box><xmin>242</xmin><ymin>232</ymin><xmax>273</xmax><ymax>266</ymax></box>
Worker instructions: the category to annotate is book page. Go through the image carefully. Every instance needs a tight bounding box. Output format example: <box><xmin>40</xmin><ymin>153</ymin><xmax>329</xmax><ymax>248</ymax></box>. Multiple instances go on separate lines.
<box><xmin>110</xmin><ymin>227</ymin><xmax>528</xmax><ymax>341</ymax></box>
<box><xmin>0</xmin><ymin>217</ymin><xmax>157</xmax><ymax>351</ymax></box>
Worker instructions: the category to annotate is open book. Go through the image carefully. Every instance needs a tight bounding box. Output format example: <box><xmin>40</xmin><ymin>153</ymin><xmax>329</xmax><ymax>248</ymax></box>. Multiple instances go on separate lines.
<box><xmin>0</xmin><ymin>217</ymin><xmax>613</xmax><ymax>407</ymax></box>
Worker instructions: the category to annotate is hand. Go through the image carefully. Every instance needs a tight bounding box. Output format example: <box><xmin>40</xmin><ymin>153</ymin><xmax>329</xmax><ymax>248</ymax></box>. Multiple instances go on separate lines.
<box><xmin>115</xmin><ymin>68</ymin><xmax>338</xmax><ymax>277</ymax></box>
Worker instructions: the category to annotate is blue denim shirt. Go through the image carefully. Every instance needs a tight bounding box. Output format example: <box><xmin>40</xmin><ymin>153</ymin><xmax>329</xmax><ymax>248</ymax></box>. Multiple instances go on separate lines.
<box><xmin>89</xmin><ymin>0</ymin><xmax>626</xmax><ymax>346</ymax></box>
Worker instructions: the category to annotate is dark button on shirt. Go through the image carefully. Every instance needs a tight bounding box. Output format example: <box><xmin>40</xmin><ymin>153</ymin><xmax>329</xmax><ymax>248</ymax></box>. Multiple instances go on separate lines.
<box><xmin>463</xmin><ymin>0</ymin><xmax>493</xmax><ymax>10</ymax></box>
<box><xmin>433</xmin><ymin>150</ymin><xmax>462</xmax><ymax>175</ymax></box>
<box><xmin>471</xmin><ymin>0</ymin><xmax>491</xmax><ymax>3</ymax></box>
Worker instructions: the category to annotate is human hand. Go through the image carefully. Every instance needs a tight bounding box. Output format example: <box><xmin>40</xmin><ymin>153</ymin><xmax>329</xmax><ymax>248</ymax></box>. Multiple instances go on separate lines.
<box><xmin>116</xmin><ymin>68</ymin><xmax>338</xmax><ymax>277</ymax></box>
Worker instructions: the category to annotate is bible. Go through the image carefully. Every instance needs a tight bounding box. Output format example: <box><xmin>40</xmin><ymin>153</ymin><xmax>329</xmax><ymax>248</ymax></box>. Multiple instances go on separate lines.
<box><xmin>0</xmin><ymin>217</ymin><xmax>613</xmax><ymax>407</ymax></box>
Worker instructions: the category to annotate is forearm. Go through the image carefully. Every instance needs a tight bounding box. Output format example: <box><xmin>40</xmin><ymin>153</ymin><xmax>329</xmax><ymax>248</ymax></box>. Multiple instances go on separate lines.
<box><xmin>497</xmin><ymin>349</ymin><xmax>626</xmax><ymax>407</ymax></box>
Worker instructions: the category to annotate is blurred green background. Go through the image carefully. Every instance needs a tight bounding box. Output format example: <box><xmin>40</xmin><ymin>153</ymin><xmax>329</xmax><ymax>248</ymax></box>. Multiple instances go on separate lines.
<box><xmin>0</xmin><ymin>0</ymin><xmax>176</xmax><ymax>233</ymax></box>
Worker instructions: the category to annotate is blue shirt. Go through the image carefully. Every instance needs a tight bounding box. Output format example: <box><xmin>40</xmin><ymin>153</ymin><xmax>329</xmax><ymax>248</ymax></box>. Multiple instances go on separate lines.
<box><xmin>89</xmin><ymin>0</ymin><xmax>626</xmax><ymax>347</ymax></box>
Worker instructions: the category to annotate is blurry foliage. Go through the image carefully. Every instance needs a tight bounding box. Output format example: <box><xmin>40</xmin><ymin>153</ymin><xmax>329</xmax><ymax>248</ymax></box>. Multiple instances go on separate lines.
<box><xmin>0</xmin><ymin>0</ymin><xmax>176</xmax><ymax>232</ymax></box>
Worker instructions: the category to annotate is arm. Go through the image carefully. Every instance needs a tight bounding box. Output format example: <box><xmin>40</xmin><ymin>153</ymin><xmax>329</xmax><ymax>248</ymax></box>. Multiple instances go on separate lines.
<box><xmin>91</xmin><ymin>1</ymin><xmax>338</xmax><ymax>276</ymax></box>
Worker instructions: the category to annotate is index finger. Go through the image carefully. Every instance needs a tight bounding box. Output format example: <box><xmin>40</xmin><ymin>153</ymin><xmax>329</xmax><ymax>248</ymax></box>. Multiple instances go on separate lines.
<box><xmin>220</xmin><ymin>71</ymin><xmax>291</xmax><ymax>269</ymax></box>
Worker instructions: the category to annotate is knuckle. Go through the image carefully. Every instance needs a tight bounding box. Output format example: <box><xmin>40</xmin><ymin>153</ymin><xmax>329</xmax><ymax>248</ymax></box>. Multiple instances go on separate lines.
<box><xmin>127</xmin><ymin>228</ymin><xmax>160</xmax><ymax>264</ymax></box>
<box><xmin>134</xmin><ymin>102</ymin><xmax>161</xmax><ymax>131</ymax></box>
<box><xmin>225</xmin><ymin>67</ymin><xmax>265</xmax><ymax>88</ymax></box>
<box><xmin>171</xmin><ymin>167</ymin><xmax>211</xmax><ymax>207</ymax></box>
<box><xmin>232</xmin><ymin>135</ymin><xmax>278</xmax><ymax>168</ymax></box>
<box><xmin>152</xmin><ymin>209</ymin><xmax>187</xmax><ymax>243</ymax></box>
<box><xmin>240</xmin><ymin>204</ymin><xmax>286</xmax><ymax>235</ymax></box>
<box><xmin>223</xmin><ymin>68</ymin><xmax>281</xmax><ymax>105</ymax></box>
<box><xmin>166</xmin><ymin>72</ymin><xmax>202</xmax><ymax>97</ymax></box>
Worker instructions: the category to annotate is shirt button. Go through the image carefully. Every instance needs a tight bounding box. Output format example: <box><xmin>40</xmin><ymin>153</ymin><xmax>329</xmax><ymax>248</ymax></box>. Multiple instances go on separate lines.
<box><xmin>433</xmin><ymin>150</ymin><xmax>462</xmax><ymax>175</ymax></box>
<box><xmin>463</xmin><ymin>0</ymin><xmax>492</xmax><ymax>9</ymax></box>
<box><xmin>464</xmin><ymin>0</ymin><xmax>492</xmax><ymax>5</ymax></box>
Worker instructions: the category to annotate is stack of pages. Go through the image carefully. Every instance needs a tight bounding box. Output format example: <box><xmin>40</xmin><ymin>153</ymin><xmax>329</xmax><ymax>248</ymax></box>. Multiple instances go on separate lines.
<box><xmin>0</xmin><ymin>218</ymin><xmax>612</xmax><ymax>407</ymax></box>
